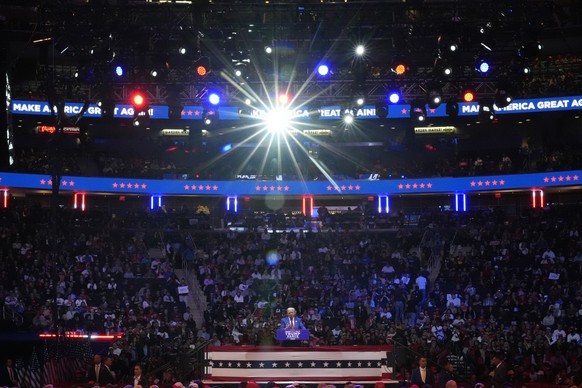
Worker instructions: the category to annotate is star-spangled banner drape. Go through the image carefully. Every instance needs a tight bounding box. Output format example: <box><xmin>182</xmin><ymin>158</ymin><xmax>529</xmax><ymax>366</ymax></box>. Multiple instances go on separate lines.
<box><xmin>207</xmin><ymin>346</ymin><xmax>393</xmax><ymax>382</ymax></box>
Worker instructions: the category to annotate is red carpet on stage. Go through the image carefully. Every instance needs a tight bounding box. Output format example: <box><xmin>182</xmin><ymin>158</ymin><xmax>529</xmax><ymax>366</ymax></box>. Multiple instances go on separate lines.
<box><xmin>206</xmin><ymin>345</ymin><xmax>394</xmax><ymax>382</ymax></box>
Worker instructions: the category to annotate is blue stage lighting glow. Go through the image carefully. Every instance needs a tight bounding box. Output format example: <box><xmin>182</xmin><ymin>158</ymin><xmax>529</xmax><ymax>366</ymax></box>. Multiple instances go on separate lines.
<box><xmin>208</xmin><ymin>93</ymin><xmax>221</xmax><ymax>105</ymax></box>
<box><xmin>115</xmin><ymin>65</ymin><xmax>123</xmax><ymax>77</ymax></box>
<box><xmin>388</xmin><ymin>92</ymin><xmax>401</xmax><ymax>104</ymax></box>
<box><xmin>317</xmin><ymin>64</ymin><xmax>329</xmax><ymax>76</ymax></box>
<box><xmin>478</xmin><ymin>61</ymin><xmax>490</xmax><ymax>73</ymax></box>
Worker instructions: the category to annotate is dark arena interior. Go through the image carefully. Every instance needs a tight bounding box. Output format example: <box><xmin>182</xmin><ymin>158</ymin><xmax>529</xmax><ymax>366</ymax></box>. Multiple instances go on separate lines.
<box><xmin>1</xmin><ymin>1</ymin><xmax>582</xmax><ymax>388</ymax></box>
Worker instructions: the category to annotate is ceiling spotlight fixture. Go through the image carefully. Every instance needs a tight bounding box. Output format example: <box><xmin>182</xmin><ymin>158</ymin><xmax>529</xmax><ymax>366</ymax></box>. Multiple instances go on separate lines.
<box><xmin>265</xmin><ymin>46</ymin><xmax>273</xmax><ymax>54</ymax></box>
<box><xmin>446</xmin><ymin>97</ymin><xmax>459</xmax><ymax>117</ymax></box>
<box><xmin>443</xmin><ymin>66</ymin><xmax>453</xmax><ymax>76</ymax></box>
<box><xmin>203</xmin><ymin>109</ymin><xmax>219</xmax><ymax>126</ymax></box>
<box><xmin>375</xmin><ymin>102</ymin><xmax>388</xmax><ymax>119</ymax></box>
<box><xmin>449</xmin><ymin>43</ymin><xmax>458</xmax><ymax>52</ymax></box>
<box><xmin>317</xmin><ymin>64</ymin><xmax>330</xmax><ymax>76</ymax></box>
<box><xmin>150</xmin><ymin>69</ymin><xmax>158</xmax><ymax>78</ymax></box>
<box><xmin>355</xmin><ymin>45</ymin><xmax>365</xmax><ymax>56</ymax></box>
<box><xmin>477</xmin><ymin>59</ymin><xmax>490</xmax><ymax>73</ymax></box>
<box><xmin>410</xmin><ymin>101</ymin><xmax>427</xmax><ymax>122</ymax></box>
<box><xmin>427</xmin><ymin>88</ymin><xmax>443</xmax><ymax>109</ymax></box>
<box><xmin>178</xmin><ymin>47</ymin><xmax>187</xmax><ymax>55</ymax></box>
<box><xmin>208</xmin><ymin>92</ymin><xmax>221</xmax><ymax>106</ymax></box>
<box><xmin>494</xmin><ymin>88</ymin><xmax>513</xmax><ymax>108</ymax></box>
<box><xmin>479</xmin><ymin>100</ymin><xmax>495</xmax><ymax>121</ymax></box>
<box><xmin>114</xmin><ymin>65</ymin><xmax>124</xmax><ymax>77</ymax></box>
<box><xmin>343</xmin><ymin>110</ymin><xmax>355</xmax><ymax>125</ymax></box>
<box><xmin>388</xmin><ymin>90</ymin><xmax>401</xmax><ymax>104</ymax></box>
<box><xmin>393</xmin><ymin>63</ymin><xmax>407</xmax><ymax>76</ymax></box>
<box><xmin>463</xmin><ymin>89</ymin><xmax>475</xmax><ymax>102</ymax></box>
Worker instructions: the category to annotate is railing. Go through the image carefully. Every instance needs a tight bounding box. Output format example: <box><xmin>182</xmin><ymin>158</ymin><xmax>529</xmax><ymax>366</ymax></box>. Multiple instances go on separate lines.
<box><xmin>146</xmin><ymin>339</ymin><xmax>213</xmax><ymax>383</ymax></box>
<box><xmin>2</xmin><ymin>305</ymin><xmax>24</xmax><ymax>326</ymax></box>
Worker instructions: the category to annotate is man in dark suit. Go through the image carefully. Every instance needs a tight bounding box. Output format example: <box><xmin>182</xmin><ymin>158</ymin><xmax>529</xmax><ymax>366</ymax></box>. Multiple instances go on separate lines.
<box><xmin>87</xmin><ymin>354</ymin><xmax>106</xmax><ymax>386</ymax></box>
<box><xmin>0</xmin><ymin>358</ymin><xmax>19</xmax><ymax>387</ymax></box>
<box><xmin>280</xmin><ymin>307</ymin><xmax>306</xmax><ymax>330</ymax></box>
<box><xmin>100</xmin><ymin>356</ymin><xmax>116</xmax><ymax>385</ymax></box>
<box><xmin>489</xmin><ymin>353</ymin><xmax>508</xmax><ymax>388</ymax></box>
<box><xmin>411</xmin><ymin>356</ymin><xmax>435</xmax><ymax>387</ymax></box>
<box><xmin>439</xmin><ymin>360</ymin><xmax>456</xmax><ymax>388</ymax></box>
<box><xmin>130</xmin><ymin>364</ymin><xmax>147</xmax><ymax>388</ymax></box>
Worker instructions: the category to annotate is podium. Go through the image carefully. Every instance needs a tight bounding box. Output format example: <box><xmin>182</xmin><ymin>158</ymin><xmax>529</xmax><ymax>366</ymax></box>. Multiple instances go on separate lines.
<box><xmin>276</xmin><ymin>329</ymin><xmax>310</xmax><ymax>341</ymax></box>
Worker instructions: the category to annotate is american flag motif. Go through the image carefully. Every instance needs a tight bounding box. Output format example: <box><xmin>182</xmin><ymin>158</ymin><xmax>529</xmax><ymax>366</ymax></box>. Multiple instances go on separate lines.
<box><xmin>207</xmin><ymin>346</ymin><xmax>393</xmax><ymax>382</ymax></box>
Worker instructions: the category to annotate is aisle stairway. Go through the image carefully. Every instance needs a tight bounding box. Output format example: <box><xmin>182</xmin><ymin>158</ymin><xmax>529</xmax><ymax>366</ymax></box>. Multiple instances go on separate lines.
<box><xmin>174</xmin><ymin>268</ymin><xmax>207</xmax><ymax>328</ymax></box>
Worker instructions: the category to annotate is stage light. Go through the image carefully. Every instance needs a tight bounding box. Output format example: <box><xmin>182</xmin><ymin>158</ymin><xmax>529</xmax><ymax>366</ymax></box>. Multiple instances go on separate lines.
<box><xmin>221</xmin><ymin>144</ymin><xmax>232</xmax><ymax>153</ymax></box>
<box><xmin>178</xmin><ymin>47</ymin><xmax>187</xmax><ymax>55</ymax></box>
<box><xmin>99</xmin><ymin>100</ymin><xmax>115</xmax><ymax>120</ymax></box>
<box><xmin>355</xmin><ymin>45</ymin><xmax>365</xmax><ymax>56</ymax></box>
<box><xmin>265</xmin><ymin>46</ymin><xmax>272</xmax><ymax>54</ymax></box>
<box><xmin>208</xmin><ymin>92</ymin><xmax>221</xmax><ymax>106</ymax></box>
<box><xmin>494</xmin><ymin>88</ymin><xmax>512</xmax><ymax>108</ymax></box>
<box><xmin>265</xmin><ymin>108</ymin><xmax>291</xmax><ymax>133</ymax></box>
<box><xmin>234</xmin><ymin>62</ymin><xmax>247</xmax><ymax>78</ymax></box>
<box><xmin>477</xmin><ymin>60</ymin><xmax>490</xmax><ymax>73</ymax></box>
<box><xmin>463</xmin><ymin>90</ymin><xmax>475</xmax><ymax>102</ymax></box>
<box><xmin>278</xmin><ymin>93</ymin><xmax>290</xmax><ymax>106</ymax></box>
<box><xmin>150</xmin><ymin>69</ymin><xmax>158</xmax><ymax>78</ymax></box>
<box><xmin>375</xmin><ymin>103</ymin><xmax>388</xmax><ymax>119</ymax></box>
<box><xmin>317</xmin><ymin>64</ymin><xmax>330</xmax><ymax>76</ymax></box>
<box><xmin>449</xmin><ymin>43</ymin><xmax>458</xmax><ymax>52</ymax></box>
<box><xmin>446</xmin><ymin>97</ymin><xmax>459</xmax><ymax>117</ymax></box>
<box><xmin>197</xmin><ymin>65</ymin><xmax>208</xmax><ymax>76</ymax></box>
<box><xmin>479</xmin><ymin>100</ymin><xmax>495</xmax><ymax>121</ymax></box>
<box><xmin>427</xmin><ymin>89</ymin><xmax>443</xmax><ymax>109</ymax></box>
<box><xmin>343</xmin><ymin>110</ymin><xmax>355</xmax><ymax>125</ymax></box>
<box><xmin>355</xmin><ymin>95</ymin><xmax>365</xmax><ymax>106</ymax></box>
<box><xmin>388</xmin><ymin>90</ymin><xmax>401</xmax><ymax>104</ymax></box>
<box><xmin>410</xmin><ymin>101</ymin><xmax>427</xmax><ymax>122</ymax></box>
<box><xmin>443</xmin><ymin>66</ymin><xmax>453</xmax><ymax>76</ymax></box>
<box><xmin>114</xmin><ymin>65</ymin><xmax>124</xmax><ymax>77</ymax></box>
<box><xmin>393</xmin><ymin>64</ymin><xmax>407</xmax><ymax>76</ymax></box>
<box><xmin>131</xmin><ymin>92</ymin><xmax>147</xmax><ymax>108</ymax></box>
<box><xmin>203</xmin><ymin>109</ymin><xmax>219</xmax><ymax>126</ymax></box>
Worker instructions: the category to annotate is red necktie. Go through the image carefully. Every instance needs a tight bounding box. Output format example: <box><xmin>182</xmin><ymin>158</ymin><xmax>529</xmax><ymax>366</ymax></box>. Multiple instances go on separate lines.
<box><xmin>290</xmin><ymin>319</ymin><xmax>294</xmax><ymax>329</ymax></box>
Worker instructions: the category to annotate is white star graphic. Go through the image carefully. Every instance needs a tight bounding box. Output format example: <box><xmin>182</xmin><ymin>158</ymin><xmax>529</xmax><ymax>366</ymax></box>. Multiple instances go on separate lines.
<box><xmin>311</xmin><ymin>362</ymin><xmax>316</xmax><ymax>367</ymax></box>
<box><xmin>247</xmin><ymin>363</ymin><xmax>252</xmax><ymax>368</ymax></box>
<box><xmin>259</xmin><ymin>362</ymin><xmax>265</xmax><ymax>368</ymax></box>
<box><xmin>228</xmin><ymin>362</ymin><xmax>232</xmax><ymax>367</ymax></box>
<box><xmin>272</xmin><ymin>362</ymin><xmax>278</xmax><ymax>368</ymax></box>
<box><xmin>347</xmin><ymin>362</ymin><xmax>352</xmax><ymax>367</ymax></box>
<box><xmin>297</xmin><ymin>362</ymin><xmax>303</xmax><ymax>367</ymax></box>
<box><xmin>367</xmin><ymin>362</ymin><xmax>372</xmax><ymax>367</ymax></box>
<box><xmin>209</xmin><ymin>361</ymin><xmax>214</xmax><ymax>367</ymax></box>
<box><xmin>237</xmin><ymin>362</ymin><xmax>241</xmax><ymax>367</ymax></box>
<box><xmin>323</xmin><ymin>362</ymin><xmax>329</xmax><ymax>367</ymax></box>
<box><xmin>285</xmin><ymin>362</ymin><xmax>291</xmax><ymax>368</ymax></box>
<box><xmin>377</xmin><ymin>361</ymin><xmax>382</xmax><ymax>367</ymax></box>
<box><xmin>219</xmin><ymin>362</ymin><xmax>223</xmax><ymax>367</ymax></box>
<box><xmin>336</xmin><ymin>362</ymin><xmax>342</xmax><ymax>367</ymax></box>
<box><xmin>357</xmin><ymin>362</ymin><xmax>362</xmax><ymax>367</ymax></box>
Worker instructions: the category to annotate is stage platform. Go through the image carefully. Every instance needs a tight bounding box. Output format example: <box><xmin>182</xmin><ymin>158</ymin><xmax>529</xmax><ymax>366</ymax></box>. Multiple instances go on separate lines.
<box><xmin>202</xmin><ymin>380</ymin><xmax>401</xmax><ymax>387</ymax></box>
<box><xmin>205</xmin><ymin>346</ymin><xmax>395</xmax><ymax>384</ymax></box>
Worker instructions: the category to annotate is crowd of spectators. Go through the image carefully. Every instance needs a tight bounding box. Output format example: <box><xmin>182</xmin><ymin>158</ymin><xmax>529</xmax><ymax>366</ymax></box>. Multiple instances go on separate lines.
<box><xmin>2</xmin><ymin>203</ymin><xmax>582</xmax><ymax>387</ymax></box>
<box><xmin>11</xmin><ymin>140</ymin><xmax>582</xmax><ymax>183</ymax></box>
<box><xmin>0</xmin><ymin>206</ymin><xmax>198</xmax><ymax>384</ymax></box>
